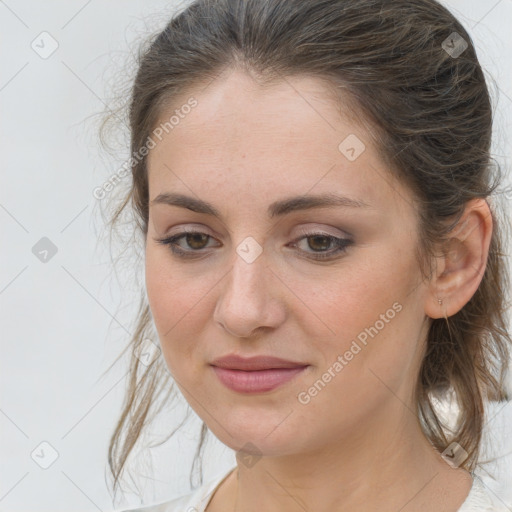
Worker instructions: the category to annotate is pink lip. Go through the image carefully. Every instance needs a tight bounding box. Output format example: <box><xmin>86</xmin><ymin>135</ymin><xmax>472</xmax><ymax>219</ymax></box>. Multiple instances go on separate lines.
<box><xmin>210</xmin><ymin>354</ymin><xmax>307</xmax><ymax>370</ymax></box>
<box><xmin>211</xmin><ymin>366</ymin><xmax>307</xmax><ymax>393</ymax></box>
<box><xmin>210</xmin><ymin>354</ymin><xmax>308</xmax><ymax>393</ymax></box>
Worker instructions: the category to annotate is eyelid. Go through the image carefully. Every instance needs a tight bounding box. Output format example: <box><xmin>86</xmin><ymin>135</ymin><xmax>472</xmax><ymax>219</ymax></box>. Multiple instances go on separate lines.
<box><xmin>163</xmin><ymin>224</ymin><xmax>351</xmax><ymax>243</ymax></box>
<box><xmin>292</xmin><ymin>224</ymin><xmax>352</xmax><ymax>240</ymax></box>
<box><xmin>161</xmin><ymin>224</ymin><xmax>217</xmax><ymax>242</ymax></box>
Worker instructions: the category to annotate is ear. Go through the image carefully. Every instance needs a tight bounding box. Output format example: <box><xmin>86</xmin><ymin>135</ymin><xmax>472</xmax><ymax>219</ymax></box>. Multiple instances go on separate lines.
<box><xmin>424</xmin><ymin>198</ymin><xmax>493</xmax><ymax>319</ymax></box>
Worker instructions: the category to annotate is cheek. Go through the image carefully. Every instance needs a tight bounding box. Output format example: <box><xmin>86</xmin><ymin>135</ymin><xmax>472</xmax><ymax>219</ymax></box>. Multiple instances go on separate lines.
<box><xmin>144</xmin><ymin>249</ymin><xmax>205</xmax><ymax>365</ymax></box>
<box><xmin>292</xmin><ymin>250</ymin><xmax>422</xmax><ymax>379</ymax></box>
<box><xmin>290</xmin><ymin>280</ymin><xmax>421</xmax><ymax>434</ymax></box>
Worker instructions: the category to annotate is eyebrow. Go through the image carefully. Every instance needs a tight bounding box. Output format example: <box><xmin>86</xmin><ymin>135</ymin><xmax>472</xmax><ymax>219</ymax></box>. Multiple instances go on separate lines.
<box><xmin>150</xmin><ymin>192</ymin><xmax>372</xmax><ymax>219</ymax></box>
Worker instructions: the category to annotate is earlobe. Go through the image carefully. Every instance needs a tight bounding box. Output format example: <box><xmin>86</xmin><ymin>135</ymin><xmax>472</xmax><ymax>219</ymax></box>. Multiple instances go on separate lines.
<box><xmin>424</xmin><ymin>199</ymin><xmax>493</xmax><ymax>320</ymax></box>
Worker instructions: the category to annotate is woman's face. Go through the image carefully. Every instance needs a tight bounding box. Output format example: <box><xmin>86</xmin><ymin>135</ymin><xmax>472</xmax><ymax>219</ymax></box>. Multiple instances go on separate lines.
<box><xmin>145</xmin><ymin>70</ymin><xmax>432</xmax><ymax>456</ymax></box>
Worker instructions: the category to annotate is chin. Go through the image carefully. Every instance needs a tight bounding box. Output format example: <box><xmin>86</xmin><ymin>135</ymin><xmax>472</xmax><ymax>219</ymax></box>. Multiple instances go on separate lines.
<box><xmin>207</xmin><ymin>411</ymin><xmax>304</xmax><ymax>456</ymax></box>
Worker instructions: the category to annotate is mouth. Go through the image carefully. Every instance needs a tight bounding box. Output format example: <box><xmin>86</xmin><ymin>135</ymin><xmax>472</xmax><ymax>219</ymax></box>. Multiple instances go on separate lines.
<box><xmin>210</xmin><ymin>354</ymin><xmax>309</xmax><ymax>393</ymax></box>
<box><xmin>210</xmin><ymin>354</ymin><xmax>308</xmax><ymax>371</ymax></box>
<box><xmin>211</xmin><ymin>366</ymin><xmax>308</xmax><ymax>393</ymax></box>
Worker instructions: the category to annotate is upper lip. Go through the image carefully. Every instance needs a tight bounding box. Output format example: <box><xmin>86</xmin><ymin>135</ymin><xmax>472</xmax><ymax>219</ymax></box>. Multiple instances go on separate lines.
<box><xmin>210</xmin><ymin>354</ymin><xmax>308</xmax><ymax>371</ymax></box>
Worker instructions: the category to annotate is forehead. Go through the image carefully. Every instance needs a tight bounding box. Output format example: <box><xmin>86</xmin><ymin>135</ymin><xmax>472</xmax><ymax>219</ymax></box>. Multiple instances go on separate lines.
<box><xmin>146</xmin><ymin>69</ymin><xmax>414</xmax><ymax>218</ymax></box>
<box><xmin>151</xmin><ymin>69</ymin><xmax>364</xmax><ymax>152</ymax></box>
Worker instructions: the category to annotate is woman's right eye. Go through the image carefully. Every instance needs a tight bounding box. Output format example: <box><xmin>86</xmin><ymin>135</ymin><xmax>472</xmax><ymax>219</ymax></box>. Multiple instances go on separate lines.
<box><xmin>155</xmin><ymin>231</ymin><xmax>217</xmax><ymax>258</ymax></box>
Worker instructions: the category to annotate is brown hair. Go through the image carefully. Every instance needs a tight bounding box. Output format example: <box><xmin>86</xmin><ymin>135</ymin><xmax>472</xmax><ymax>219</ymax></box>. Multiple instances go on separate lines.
<box><xmin>101</xmin><ymin>0</ymin><xmax>511</xmax><ymax>501</ymax></box>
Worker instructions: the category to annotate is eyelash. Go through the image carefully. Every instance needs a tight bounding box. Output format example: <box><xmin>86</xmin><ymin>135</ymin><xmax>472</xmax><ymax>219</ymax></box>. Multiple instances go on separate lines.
<box><xmin>155</xmin><ymin>229</ymin><xmax>353</xmax><ymax>261</ymax></box>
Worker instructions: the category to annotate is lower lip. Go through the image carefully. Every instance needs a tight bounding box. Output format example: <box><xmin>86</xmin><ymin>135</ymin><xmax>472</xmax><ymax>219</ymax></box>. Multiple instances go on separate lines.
<box><xmin>211</xmin><ymin>366</ymin><xmax>308</xmax><ymax>393</ymax></box>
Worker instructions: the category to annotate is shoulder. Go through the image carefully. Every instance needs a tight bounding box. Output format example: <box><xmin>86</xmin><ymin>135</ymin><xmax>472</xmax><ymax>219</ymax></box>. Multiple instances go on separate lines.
<box><xmin>118</xmin><ymin>466</ymin><xmax>237</xmax><ymax>512</ymax></box>
<box><xmin>457</xmin><ymin>474</ymin><xmax>508</xmax><ymax>512</ymax></box>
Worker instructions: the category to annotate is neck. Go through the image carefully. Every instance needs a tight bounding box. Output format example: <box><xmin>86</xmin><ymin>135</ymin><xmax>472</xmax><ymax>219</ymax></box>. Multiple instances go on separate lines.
<box><xmin>229</xmin><ymin>403</ymin><xmax>471</xmax><ymax>512</ymax></box>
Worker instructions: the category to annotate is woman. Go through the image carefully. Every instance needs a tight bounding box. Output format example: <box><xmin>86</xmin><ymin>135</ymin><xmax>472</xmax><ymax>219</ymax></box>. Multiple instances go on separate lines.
<box><xmin>105</xmin><ymin>0</ymin><xmax>511</xmax><ymax>510</ymax></box>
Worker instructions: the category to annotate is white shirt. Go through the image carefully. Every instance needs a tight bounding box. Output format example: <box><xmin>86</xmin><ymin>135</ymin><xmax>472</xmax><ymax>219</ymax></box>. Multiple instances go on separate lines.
<box><xmin>121</xmin><ymin>467</ymin><xmax>506</xmax><ymax>512</ymax></box>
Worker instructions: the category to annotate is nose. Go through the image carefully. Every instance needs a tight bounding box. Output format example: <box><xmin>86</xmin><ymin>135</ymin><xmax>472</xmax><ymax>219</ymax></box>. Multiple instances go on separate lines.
<box><xmin>213</xmin><ymin>245</ymin><xmax>287</xmax><ymax>339</ymax></box>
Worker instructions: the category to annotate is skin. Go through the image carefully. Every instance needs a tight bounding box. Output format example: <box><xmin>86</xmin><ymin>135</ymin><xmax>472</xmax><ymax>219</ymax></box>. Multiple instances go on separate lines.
<box><xmin>144</xmin><ymin>69</ymin><xmax>492</xmax><ymax>512</ymax></box>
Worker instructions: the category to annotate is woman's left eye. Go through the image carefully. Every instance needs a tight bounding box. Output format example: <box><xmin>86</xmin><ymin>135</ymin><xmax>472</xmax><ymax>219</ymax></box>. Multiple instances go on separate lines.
<box><xmin>289</xmin><ymin>232</ymin><xmax>353</xmax><ymax>260</ymax></box>
<box><xmin>155</xmin><ymin>231</ymin><xmax>353</xmax><ymax>261</ymax></box>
